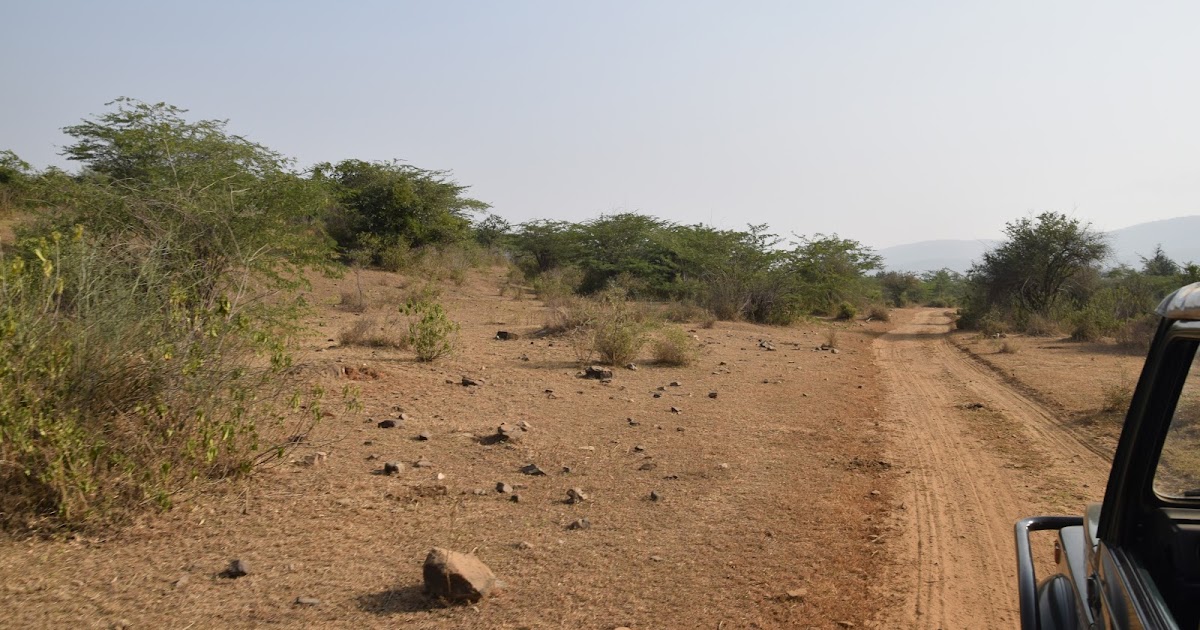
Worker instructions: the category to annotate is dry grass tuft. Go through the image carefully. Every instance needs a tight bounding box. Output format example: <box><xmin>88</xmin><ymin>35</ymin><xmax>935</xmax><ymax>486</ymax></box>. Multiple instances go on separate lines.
<box><xmin>653</xmin><ymin>327</ymin><xmax>699</xmax><ymax>366</ymax></box>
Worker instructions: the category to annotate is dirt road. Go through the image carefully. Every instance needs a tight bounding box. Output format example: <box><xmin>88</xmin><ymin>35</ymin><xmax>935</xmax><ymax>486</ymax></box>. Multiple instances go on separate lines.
<box><xmin>874</xmin><ymin>309</ymin><xmax>1110</xmax><ymax>629</ymax></box>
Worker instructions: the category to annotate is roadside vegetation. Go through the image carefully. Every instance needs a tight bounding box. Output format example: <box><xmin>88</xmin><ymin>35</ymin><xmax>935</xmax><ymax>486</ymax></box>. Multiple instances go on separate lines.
<box><xmin>956</xmin><ymin>212</ymin><xmax>1195</xmax><ymax>353</ymax></box>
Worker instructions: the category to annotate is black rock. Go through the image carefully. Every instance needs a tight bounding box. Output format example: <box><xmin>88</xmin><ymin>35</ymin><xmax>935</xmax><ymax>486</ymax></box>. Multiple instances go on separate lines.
<box><xmin>377</xmin><ymin>419</ymin><xmax>397</xmax><ymax>429</ymax></box>
<box><xmin>221</xmin><ymin>559</ymin><xmax>249</xmax><ymax>579</ymax></box>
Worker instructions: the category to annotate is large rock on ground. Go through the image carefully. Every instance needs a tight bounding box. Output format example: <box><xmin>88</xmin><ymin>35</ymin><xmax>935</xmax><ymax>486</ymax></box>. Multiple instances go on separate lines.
<box><xmin>423</xmin><ymin>548</ymin><xmax>497</xmax><ymax>603</ymax></box>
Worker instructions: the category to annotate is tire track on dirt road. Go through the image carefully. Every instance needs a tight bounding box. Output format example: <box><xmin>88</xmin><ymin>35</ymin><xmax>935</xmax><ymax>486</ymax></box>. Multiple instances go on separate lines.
<box><xmin>874</xmin><ymin>309</ymin><xmax>1109</xmax><ymax>629</ymax></box>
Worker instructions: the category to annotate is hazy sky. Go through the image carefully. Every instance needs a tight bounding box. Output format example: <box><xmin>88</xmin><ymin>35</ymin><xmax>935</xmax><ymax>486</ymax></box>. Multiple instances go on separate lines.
<box><xmin>4</xmin><ymin>1</ymin><xmax>1198</xmax><ymax>248</ymax></box>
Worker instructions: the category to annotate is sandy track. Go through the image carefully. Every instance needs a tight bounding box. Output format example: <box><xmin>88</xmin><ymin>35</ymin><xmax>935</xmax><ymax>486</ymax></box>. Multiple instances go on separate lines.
<box><xmin>874</xmin><ymin>309</ymin><xmax>1109</xmax><ymax>629</ymax></box>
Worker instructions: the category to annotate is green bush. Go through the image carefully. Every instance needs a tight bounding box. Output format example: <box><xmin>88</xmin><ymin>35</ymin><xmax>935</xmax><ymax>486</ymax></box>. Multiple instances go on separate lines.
<box><xmin>402</xmin><ymin>299</ymin><xmax>458</xmax><ymax>362</ymax></box>
<box><xmin>0</xmin><ymin>230</ymin><xmax>323</xmax><ymax>528</ymax></box>
<box><xmin>653</xmin><ymin>327</ymin><xmax>699</xmax><ymax>366</ymax></box>
<box><xmin>835</xmin><ymin>301</ymin><xmax>857</xmax><ymax>320</ymax></box>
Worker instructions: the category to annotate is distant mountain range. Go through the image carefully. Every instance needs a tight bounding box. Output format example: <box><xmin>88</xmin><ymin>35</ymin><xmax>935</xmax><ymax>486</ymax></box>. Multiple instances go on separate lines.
<box><xmin>878</xmin><ymin>216</ymin><xmax>1200</xmax><ymax>274</ymax></box>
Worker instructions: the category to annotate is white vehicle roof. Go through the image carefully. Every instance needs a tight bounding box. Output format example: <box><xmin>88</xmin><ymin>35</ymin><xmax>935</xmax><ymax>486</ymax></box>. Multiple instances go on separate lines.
<box><xmin>1156</xmin><ymin>283</ymin><xmax>1200</xmax><ymax>320</ymax></box>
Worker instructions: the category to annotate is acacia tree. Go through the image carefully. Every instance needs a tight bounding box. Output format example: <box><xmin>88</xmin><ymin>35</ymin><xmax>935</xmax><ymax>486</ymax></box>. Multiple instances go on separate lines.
<box><xmin>967</xmin><ymin>212</ymin><xmax>1109</xmax><ymax>316</ymax></box>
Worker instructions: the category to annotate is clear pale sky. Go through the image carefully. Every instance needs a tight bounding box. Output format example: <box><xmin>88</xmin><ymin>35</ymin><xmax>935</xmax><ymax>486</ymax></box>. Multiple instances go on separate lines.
<box><xmin>3</xmin><ymin>1</ymin><xmax>1197</xmax><ymax>248</ymax></box>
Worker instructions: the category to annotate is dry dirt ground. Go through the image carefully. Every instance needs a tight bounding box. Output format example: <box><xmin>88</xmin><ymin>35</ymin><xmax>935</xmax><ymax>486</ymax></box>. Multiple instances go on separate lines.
<box><xmin>0</xmin><ymin>268</ymin><xmax>1144</xmax><ymax>629</ymax></box>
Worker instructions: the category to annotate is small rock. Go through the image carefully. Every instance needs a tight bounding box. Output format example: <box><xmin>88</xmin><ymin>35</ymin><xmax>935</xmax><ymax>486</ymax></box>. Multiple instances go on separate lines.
<box><xmin>520</xmin><ymin>463</ymin><xmax>546</xmax><ymax>476</ymax></box>
<box><xmin>836</xmin><ymin>622</ymin><xmax>855</xmax><ymax>628</ymax></box>
<box><xmin>718</xmin><ymin>463</ymin><xmax>730</xmax><ymax>470</ymax></box>
<box><xmin>670</xmin><ymin>406</ymin><xmax>682</xmax><ymax>414</ymax></box>
<box><xmin>377</xmin><ymin>419</ymin><xmax>397</xmax><ymax>429</ymax></box>
<box><xmin>708</xmin><ymin>391</ymin><xmax>718</xmax><ymax>399</ymax></box>
<box><xmin>831</xmin><ymin>348</ymin><xmax>840</xmax><ymax>355</ymax></box>
<box><xmin>567</xmin><ymin>518</ymin><xmax>591</xmax><ymax>530</ymax></box>
<box><xmin>516</xmin><ymin>541</ymin><xmax>534</xmax><ymax>550</ymax></box>
<box><xmin>417</xmin><ymin>431</ymin><xmax>432</xmax><ymax>441</ymax></box>
<box><xmin>436</xmin><ymin>472</ymin><xmax>446</xmax><ymax>481</ymax></box>
<box><xmin>414</xmin><ymin>459</ymin><xmax>434</xmax><ymax>468</ymax></box>
<box><xmin>633</xmin><ymin>444</ymin><xmax>646</xmax><ymax>452</ymax></box>
<box><xmin>510</xmin><ymin>494</ymin><xmax>521</xmax><ymax>503</ymax></box>
<box><xmin>669</xmin><ymin>381</ymin><xmax>682</xmax><ymax>387</ymax></box>
<box><xmin>562</xmin><ymin>466</ymin><xmax>573</xmax><ymax>474</ymax></box>
<box><xmin>785</xmin><ymin>588</ymin><xmax>807</xmax><ymax>601</ymax></box>
<box><xmin>649</xmin><ymin>555</ymin><xmax>664</xmax><ymax>563</ymax></box>
<box><xmin>294</xmin><ymin>596</ymin><xmax>321</xmax><ymax>606</ymax></box>
<box><xmin>870</xmin><ymin>490</ymin><xmax>881</xmax><ymax>496</ymax></box>
<box><xmin>566</xmin><ymin>488</ymin><xmax>588</xmax><ymax>504</ymax></box>
<box><xmin>517</xmin><ymin>420</ymin><xmax>532</xmax><ymax>430</ymax></box>
<box><xmin>301</xmin><ymin>451</ymin><xmax>327</xmax><ymax>466</ymax></box>
<box><xmin>422</xmin><ymin>547</ymin><xmax>498</xmax><ymax>603</ymax></box>
<box><xmin>625</xmin><ymin>363</ymin><xmax>638</xmax><ymax>371</ymax></box>
<box><xmin>627</xmin><ymin>418</ymin><xmax>640</xmax><ymax>426</ymax></box>
<box><xmin>650</xmin><ymin>490</ymin><xmax>661</xmax><ymax>502</ymax></box>
<box><xmin>383</xmin><ymin>462</ymin><xmax>402</xmax><ymax>475</ymax></box>
<box><xmin>495</xmin><ymin>331</ymin><xmax>519</xmax><ymax>340</ymax></box>
<box><xmin>172</xmin><ymin>575</ymin><xmax>190</xmax><ymax>589</ymax></box>
<box><xmin>652</xmin><ymin>392</ymin><xmax>662</xmax><ymax>398</ymax></box>
<box><xmin>461</xmin><ymin>376</ymin><xmax>483</xmax><ymax>387</ymax></box>
<box><xmin>221</xmin><ymin>559</ymin><xmax>249</xmax><ymax>579</ymax></box>
<box><xmin>580</xmin><ymin>366</ymin><xmax>614</xmax><ymax>380</ymax></box>
<box><xmin>473</xmin><ymin>488</ymin><xmax>488</xmax><ymax>496</ymax></box>
<box><xmin>496</xmin><ymin>482</ymin><xmax>513</xmax><ymax>494</ymax></box>
<box><xmin>638</xmin><ymin>462</ymin><xmax>657</xmax><ymax>471</ymax></box>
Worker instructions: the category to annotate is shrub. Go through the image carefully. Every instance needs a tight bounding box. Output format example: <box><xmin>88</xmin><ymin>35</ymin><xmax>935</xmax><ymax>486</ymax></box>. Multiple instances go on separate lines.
<box><xmin>339</xmin><ymin>289</ymin><xmax>367</xmax><ymax>313</ymax></box>
<box><xmin>0</xmin><ymin>231</ymin><xmax>323</xmax><ymax>529</ymax></box>
<box><xmin>867</xmin><ymin>304</ymin><xmax>891</xmax><ymax>322</ymax></box>
<box><xmin>1023</xmin><ymin>312</ymin><xmax>1061</xmax><ymax>337</ymax></box>
<box><xmin>653</xmin><ymin>327</ymin><xmax>699</xmax><ymax>366</ymax></box>
<box><xmin>593</xmin><ymin>318</ymin><xmax>647</xmax><ymax>365</ymax></box>
<box><xmin>835</xmin><ymin>301</ymin><xmax>857</xmax><ymax>320</ymax></box>
<box><xmin>661</xmin><ymin>300</ymin><xmax>710</xmax><ymax>323</ymax></box>
<box><xmin>1101</xmin><ymin>380</ymin><xmax>1133</xmax><ymax>413</ymax></box>
<box><xmin>543</xmin><ymin>295</ymin><xmax>599</xmax><ymax>335</ymax></box>
<box><xmin>998</xmin><ymin>340</ymin><xmax>1019</xmax><ymax>354</ymax></box>
<box><xmin>402</xmin><ymin>299</ymin><xmax>458</xmax><ymax>362</ymax></box>
<box><xmin>1116</xmin><ymin>313</ymin><xmax>1158</xmax><ymax>354</ymax></box>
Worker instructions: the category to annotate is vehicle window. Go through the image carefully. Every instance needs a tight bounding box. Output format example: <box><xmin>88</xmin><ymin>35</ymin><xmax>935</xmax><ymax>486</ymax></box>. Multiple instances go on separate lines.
<box><xmin>1155</xmin><ymin>349</ymin><xmax>1200</xmax><ymax>499</ymax></box>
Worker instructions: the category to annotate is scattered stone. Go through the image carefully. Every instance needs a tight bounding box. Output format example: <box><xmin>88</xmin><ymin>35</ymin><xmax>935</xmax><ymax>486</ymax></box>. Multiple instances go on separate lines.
<box><xmin>414</xmin><ymin>459</ymin><xmax>434</xmax><ymax>468</ymax></box>
<box><xmin>495</xmin><ymin>331</ymin><xmax>519</xmax><ymax>341</ymax></box>
<box><xmin>516</xmin><ymin>541</ymin><xmax>534</xmax><ymax>550</ymax></box>
<box><xmin>417</xmin><ymin>431</ymin><xmax>432</xmax><ymax>441</ymax></box>
<box><xmin>670</xmin><ymin>381</ymin><xmax>682</xmax><ymax>387</ymax></box>
<box><xmin>473</xmin><ymin>488</ymin><xmax>488</xmax><ymax>496</ymax></box>
<box><xmin>836</xmin><ymin>622</ymin><xmax>855</xmax><ymax>628</ymax></box>
<box><xmin>785</xmin><ymin>588</ymin><xmax>807</xmax><ymax>601</ymax></box>
<box><xmin>383</xmin><ymin>462</ymin><xmax>402</xmax><ymax>475</ymax></box>
<box><xmin>422</xmin><ymin>547</ymin><xmax>498</xmax><ymax>603</ymax></box>
<box><xmin>510</xmin><ymin>494</ymin><xmax>521</xmax><ymax>503</ymax></box>
<box><xmin>708</xmin><ymin>391</ymin><xmax>718</xmax><ymax>399</ymax></box>
<box><xmin>343</xmin><ymin>365</ymin><xmax>381</xmax><ymax>380</ymax></box>
<box><xmin>567</xmin><ymin>518</ymin><xmax>591</xmax><ymax>530</ymax></box>
<box><xmin>831</xmin><ymin>348</ymin><xmax>840</xmax><ymax>355</ymax></box>
<box><xmin>496</xmin><ymin>482</ymin><xmax>513</xmax><ymax>494</ymax></box>
<box><xmin>638</xmin><ymin>462</ymin><xmax>657</xmax><ymax>471</ymax></box>
<box><xmin>562</xmin><ymin>466</ymin><xmax>573</xmax><ymax>474</ymax></box>
<box><xmin>650</xmin><ymin>490</ymin><xmax>661</xmax><ymax>502</ymax></box>
<box><xmin>566</xmin><ymin>488</ymin><xmax>588</xmax><ymax>504</ymax></box>
<box><xmin>625</xmin><ymin>363</ymin><xmax>638</xmax><ymax>371</ymax></box>
<box><xmin>633</xmin><ymin>444</ymin><xmax>646</xmax><ymax>452</ymax></box>
<box><xmin>718</xmin><ymin>462</ymin><xmax>730</xmax><ymax>470</ymax></box>
<box><xmin>517</xmin><ymin>420</ymin><xmax>532</xmax><ymax>430</ymax></box>
<box><xmin>300</xmin><ymin>451</ymin><xmax>327</xmax><ymax>466</ymax></box>
<box><xmin>963</xmin><ymin>402</ymin><xmax>986</xmax><ymax>410</ymax></box>
<box><xmin>520</xmin><ymin>463</ymin><xmax>547</xmax><ymax>476</ymax></box>
<box><xmin>649</xmin><ymin>555</ymin><xmax>664</xmax><ymax>563</ymax></box>
<box><xmin>670</xmin><ymin>406</ymin><xmax>682</xmax><ymax>414</ymax></box>
<box><xmin>652</xmin><ymin>392</ymin><xmax>662</xmax><ymax>398</ymax></box>
<box><xmin>398</xmin><ymin>412</ymin><xmax>410</xmax><ymax>421</ymax></box>
<box><xmin>578</xmin><ymin>446</ymin><xmax>595</xmax><ymax>451</ymax></box>
<box><xmin>870</xmin><ymin>490</ymin><xmax>881</xmax><ymax>497</ymax></box>
<box><xmin>461</xmin><ymin>376</ymin><xmax>483</xmax><ymax>387</ymax></box>
<box><xmin>294</xmin><ymin>596</ymin><xmax>321</xmax><ymax>606</ymax></box>
<box><xmin>366</xmin><ymin>454</ymin><xmax>379</xmax><ymax>461</ymax></box>
<box><xmin>627</xmin><ymin>418</ymin><xmax>640</xmax><ymax>426</ymax></box>
<box><xmin>758</xmin><ymin>340</ymin><xmax>776</xmax><ymax>351</ymax></box>
<box><xmin>436</xmin><ymin>472</ymin><xmax>446</xmax><ymax>481</ymax></box>
<box><xmin>580</xmin><ymin>366</ymin><xmax>613</xmax><ymax>380</ymax></box>
<box><xmin>363</xmin><ymin>440</ymin><xmax>375</xmax><ymax>446</ymax></box>
<box><xmin>172</xmin><ymin>575</ymin><xmax>190</xmax><ymax>589</ymax></box>
<box><xmin>412</xmin><ymin>484</ymin><xmax>448</xmax><ymax>497</ymax></box>
<box><xmin>220</xmin><ymin>559</ymin><xmax>249</xmax><ymax>579</ymax></box>
<box><xmin>519</xmin><ymin>354</ymin><xmax>530</xmax><ymax>361</ymax></box>
<box><xmin>377</xmin><ymin>419</ymin><xmax>397</xmax><ymax>429</ymax></box>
